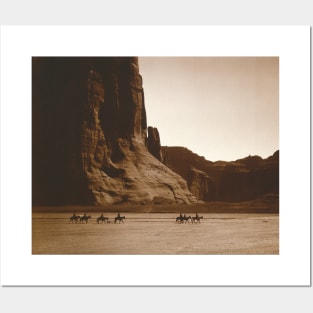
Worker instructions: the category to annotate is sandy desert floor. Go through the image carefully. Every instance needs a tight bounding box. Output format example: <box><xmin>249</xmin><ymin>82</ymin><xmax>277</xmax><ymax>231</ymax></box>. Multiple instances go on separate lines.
<box><xmin>32</xmin><ymin>213</ymin><xmax>279</xmax><ymax>254</ymax></box>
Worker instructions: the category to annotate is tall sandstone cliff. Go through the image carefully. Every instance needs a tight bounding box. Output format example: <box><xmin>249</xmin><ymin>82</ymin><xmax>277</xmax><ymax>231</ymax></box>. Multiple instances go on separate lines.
<box><xmin>32</xmin><ymin>57</ymin><xmax>198</xmax><ymax>205</ymax></box>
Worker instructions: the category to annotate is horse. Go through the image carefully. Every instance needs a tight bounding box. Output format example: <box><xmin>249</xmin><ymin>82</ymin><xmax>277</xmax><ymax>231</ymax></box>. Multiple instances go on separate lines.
<box><xmin>114</xmin><ymin>216</ymin><xmax>126</xmax><ymax>223</ymax></box>
<box><xmin>80</xmin><ymin>215</ymin><xmax>91</xmax><ymax>224</ymax></box>
<box><xmin>69</xmin><ymin>214</ymin><xmax>80</xmax><ymax>223</ymax></box>
<box><xmin>192</xmin><ymin>216</ymin><xmax>203</xmax><ymax>224</ymax></box>
<box><xmin>176</xmin><ymin>215</ymin><xmax>192</xmax><ymax>224</ymax></box>
<box><xmin>183</xmin><ymin>216</ymin><xmax>192</xmax><ymax>223</ymax></box>
<box><xmin>176</xmin><ymin>216</ymin><xmax>183</xmax><ymax>223</ymax></box>
<box><xmin>97</xmin><ymin>215</ymin><xmax>109</xmax><ymax>224</ymax></box>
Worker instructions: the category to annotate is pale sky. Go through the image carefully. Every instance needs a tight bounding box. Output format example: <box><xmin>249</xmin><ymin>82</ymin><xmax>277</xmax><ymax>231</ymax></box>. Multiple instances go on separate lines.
<box><xmin>139</xmin><ymin>57</ymin><xmax>279</xmax><ymax>162</ymax></box>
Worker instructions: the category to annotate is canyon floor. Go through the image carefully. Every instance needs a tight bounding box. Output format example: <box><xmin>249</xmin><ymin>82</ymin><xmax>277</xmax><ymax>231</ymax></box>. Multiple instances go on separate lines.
<box><xmin>32</xmin><ymin>201</ymin><xmax>279</xmax><ymax>254</ymax></box>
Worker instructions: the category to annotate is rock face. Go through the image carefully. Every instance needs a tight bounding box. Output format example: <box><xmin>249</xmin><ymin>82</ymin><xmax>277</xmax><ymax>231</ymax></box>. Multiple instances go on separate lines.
<box><xmin>32</xmin><ymin>57</ymin><xmax>198</xmax><ymax>205</ymax></box>
<box><xmin>147</xmin><ymin>126</ymin><xmax>163</xmax><ymax>162</ymax></box>
<box><xmin>162</xmin><ymin>147</ymin><xmax>279</xmax><ymax>202</ymax></box>
<box><xmin>187</xmin><ymin>169</ymin><xmax>215</xmax><ymax>202</ymax></box>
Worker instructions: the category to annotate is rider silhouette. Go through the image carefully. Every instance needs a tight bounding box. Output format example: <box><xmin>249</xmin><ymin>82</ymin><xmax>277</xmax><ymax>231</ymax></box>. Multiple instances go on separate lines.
<box><xmin>117</xmin><ymin>212</ymin><xmax>121</xmax><ymax>218</ymax></box>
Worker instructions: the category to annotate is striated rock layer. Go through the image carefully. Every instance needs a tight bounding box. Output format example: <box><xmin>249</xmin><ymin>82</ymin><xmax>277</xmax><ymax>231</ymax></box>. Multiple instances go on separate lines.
<box><xmin>32</xmin><ymin>57</ymin><xmax>198</xmax><ymax>205</ymax></box>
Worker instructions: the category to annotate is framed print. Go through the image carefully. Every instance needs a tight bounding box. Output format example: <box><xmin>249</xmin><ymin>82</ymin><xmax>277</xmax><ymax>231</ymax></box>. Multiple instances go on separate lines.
<box><xmin>0</xmin><ymin>25</ymin><xmax>310</xmax><ymax>286</ymax></box>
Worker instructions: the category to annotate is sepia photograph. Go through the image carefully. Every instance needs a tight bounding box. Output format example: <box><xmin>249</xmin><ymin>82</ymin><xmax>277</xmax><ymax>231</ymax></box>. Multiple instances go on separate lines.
<box><xmin>1</xmin><ymin>25</ymin><xmax>309</xmax><ymax>287</ymax></box>
<box><xmin>32</xmin><ymin>56</ymin><xmax>279</xmax><ymax>255</ymax></box>
<box><xmin>0</xmin><ymin>14</ymin><xmax>311</xmax><ymax>313</ymax></box>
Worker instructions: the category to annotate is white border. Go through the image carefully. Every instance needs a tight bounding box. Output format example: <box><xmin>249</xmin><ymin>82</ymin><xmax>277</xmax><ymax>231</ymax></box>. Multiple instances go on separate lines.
<box><xmin>0</xmin><ymin>26</ymin><xmax>310</xmax><ymax>286</ymax></box>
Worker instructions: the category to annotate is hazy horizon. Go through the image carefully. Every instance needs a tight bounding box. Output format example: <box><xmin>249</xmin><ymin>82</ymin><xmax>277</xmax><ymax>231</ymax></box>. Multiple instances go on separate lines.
<box><xmin>139</xmin><ymin>57</ymin><xmax>279</xmax><ymax>162</ymax></box>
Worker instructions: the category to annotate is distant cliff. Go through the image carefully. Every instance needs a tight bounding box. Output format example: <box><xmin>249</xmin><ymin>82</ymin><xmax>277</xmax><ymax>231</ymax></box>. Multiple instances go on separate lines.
<box><xmin>32</xmin><ymin>57</ymin><xmax>198</xmax><ymax>206</ymax></box>
<box><xmin>162</xmin><ymin>146</ymin><xmax>279</xmax><ymax>202</ymax></box>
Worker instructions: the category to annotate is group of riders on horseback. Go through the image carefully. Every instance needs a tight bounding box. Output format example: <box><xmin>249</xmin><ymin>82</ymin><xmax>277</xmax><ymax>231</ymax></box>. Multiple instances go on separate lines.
<box><xmin>69</xmin><ymin>212</ymin><xmax>125</xmax><ymax>224</ymax></box>
<box><xmin>69</xmin><ymin>213</ymin><xmax>91</xmax><ymax>224</ymax></box>
<box><xmin>70</xmin><ymin>212</ymin><xmax>203</xmax><ymax>224</ymax></box>
<box><xmin>96</xmin><ymin>212</ymin><xmax>126</xmax><ymax>224</ymax></box>
<box><xmin>176</xmin><ymin>212</ymin><xmax>203</xmax><ymax>224</ymax></box>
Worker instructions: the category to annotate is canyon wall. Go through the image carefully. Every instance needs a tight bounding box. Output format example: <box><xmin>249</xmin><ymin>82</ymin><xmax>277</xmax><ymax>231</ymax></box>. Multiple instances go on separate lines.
<box><xmin>162</xmin><ymin>147</ymin><xmax>279</xmax><ymax>202</ymax></box>
<box><xmin>32</xmin><ymin>57</ymin><xmax>198</xmax><ymax>206</ymax></box>
<box><xmin>32</xmin><ymin>57</ymin><xmax>278</xmax><ymax>206</ymax></box>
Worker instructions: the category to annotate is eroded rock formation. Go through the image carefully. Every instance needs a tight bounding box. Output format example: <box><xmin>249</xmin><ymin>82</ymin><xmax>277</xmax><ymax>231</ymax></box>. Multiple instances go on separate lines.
<box><xmin>162</xmin><ymin>146</ymin><xmax>279</xmax><ymax>202</ymax></box>
<box><xmin>147</xmin><ymin>126</ymin><xmax>163</xmax><ymax>162</ymax></box>
<box><xmin>32</xmin><ymin>57</ymin><xmax>198</xmax><ymax>206</ymax></box>
<box><xmin>187</xmin><ymin>168</ymin><xmax>215</xmax><ymax>202</ymax></box>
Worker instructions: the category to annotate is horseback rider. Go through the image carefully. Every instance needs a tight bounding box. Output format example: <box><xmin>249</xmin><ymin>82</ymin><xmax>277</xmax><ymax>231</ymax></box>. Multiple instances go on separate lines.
<box><xmin>196</xmin><ymin>212</ymin><xmax>199</xmax><ymax>218</ymax></box>
<box><xmin>117</xmin><ymin>212</ymin><xmax>121</xmax><ymax>218</ymax></box>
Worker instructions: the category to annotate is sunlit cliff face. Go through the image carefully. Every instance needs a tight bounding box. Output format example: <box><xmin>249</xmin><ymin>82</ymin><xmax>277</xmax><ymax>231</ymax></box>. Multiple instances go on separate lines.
<box><xmin>32</xmin><ymin>57</ymin><xmax>200</xmax><ymax>206</ymax></box>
